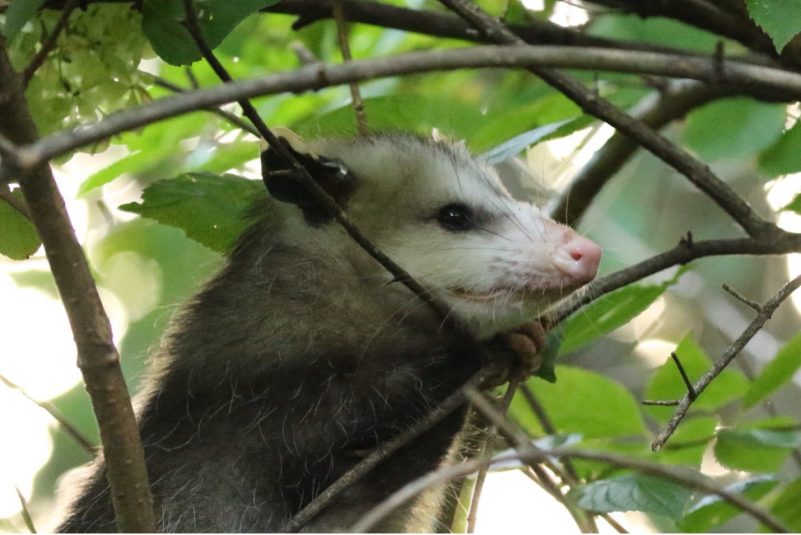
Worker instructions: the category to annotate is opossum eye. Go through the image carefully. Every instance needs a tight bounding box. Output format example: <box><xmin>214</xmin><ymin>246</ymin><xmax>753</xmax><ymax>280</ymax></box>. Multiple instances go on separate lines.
<box><xmin>437</xmin><ymin>203</ymin><xmax>473</xmax><ymax>231</ymax></box>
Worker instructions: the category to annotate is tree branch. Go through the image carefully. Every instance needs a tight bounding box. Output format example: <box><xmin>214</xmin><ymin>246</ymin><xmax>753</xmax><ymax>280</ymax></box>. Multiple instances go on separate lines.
<box><xmin>0</xmin><ymin>43</ymin><xmax>154</xmax><ymax>532</ymax></box>
<box><xmin>436</xmin><ymin>0</ymin><xmax>774</xmax><ymax>237</ymax></box>
<box><xmin>549</xmin><ymin>80</ymin><xmax>738</xmax><ymax>226</ymax></box>
<box><xmin>8</xmin><ymin>45</ymin><xmax>801</xmax><ymax>177</ymax></box>
<box><xmin>651</xmin><ymin>274</ymin><xmax>801</xmax><ymax>451</ymax></box>
<box><xmin>352</xmin><ymin>388</ymin><xmax>790</xmax><ymax>532</ymax></box>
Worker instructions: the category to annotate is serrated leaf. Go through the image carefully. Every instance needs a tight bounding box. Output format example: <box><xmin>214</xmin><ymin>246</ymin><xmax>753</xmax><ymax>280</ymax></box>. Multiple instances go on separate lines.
<box><xmin>678</xmin><ymin>476</ymin><xmax>777</xmax><ymax>532</ymax></box>
<box><xmin>142</xmin><ymin>0</ymin><xmax>279</xmax><ymax>66</ymax></box>
<box><xmin>2</xmin><ymin>0</ymin><xmax>47</xmax><ymax>42</ymax></box>
<box><xmin>745</xmin><ymin>0</ymin><xmax>801</xmax><ymax>52</ymax></box>
<box><xmin>644</xmin><ymin>334</ymin><xmax>749</xmax><ymax>421</ymax></box>
<box><xmin>119</xmin><ymin>172</ymin><xmax>264</xmax><ymax>252</ymax></box>
<box><xmin>758</xmin><ymin>122</ymin><xmax>801</xmax><ymax>177</ymax></box>
<box><xmin>570</xmin><ymin>473</ymin><xmax>692</xmax><ymax>519</ymax></box>
<box><xmin>714</xmin><ymin>427</ymin><xmax>800</xmax><ymax>472</ymax></box>
<box><xmin>558</xmin><ymin>268</ymin><xmax>686</xmax><ymax>356</ymax></box>
<box><xmin>683</xmin><ymin>98</ymin><xmax>786</xmax><ymax>161</ymax></box>
<box><xmin>744</xmin><ymin>331</ymin><xmax>801</xmax><ymax>407</ymax></box>
<box><xmin>510</xmin><ymin>366</ymin><xmax>646</xmax><ymax>439</ymax></box>
<box><xmin>0</xmin><ymin>191</ymin><xmax>41</xmax><ymax>260</ymax></box>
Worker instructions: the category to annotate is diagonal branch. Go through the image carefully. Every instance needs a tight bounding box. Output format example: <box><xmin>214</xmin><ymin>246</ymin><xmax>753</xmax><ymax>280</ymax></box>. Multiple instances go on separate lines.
<box><xmin>651</xmin><ymin>274</ymin><xmax>801</xmax><ymax>451</ymax></box>
<box><xmin>436</xmin><ymin>0</ymin><xmax>774</xmax><ymax>237</ymax></box>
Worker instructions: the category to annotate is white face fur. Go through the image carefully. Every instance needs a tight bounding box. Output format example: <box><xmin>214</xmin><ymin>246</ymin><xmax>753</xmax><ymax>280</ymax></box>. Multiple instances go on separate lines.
<box><xmin>313</xmin><ymin>136</ymin><xmax>602</xmax><ymax>341</ymax></box>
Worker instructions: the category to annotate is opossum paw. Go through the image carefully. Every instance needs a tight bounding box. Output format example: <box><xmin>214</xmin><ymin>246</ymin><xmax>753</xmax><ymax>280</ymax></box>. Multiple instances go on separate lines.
<box><xmin>483</xmin><ymin>321</ymin><xmax>548</xmax><ymax>386</ymax></box>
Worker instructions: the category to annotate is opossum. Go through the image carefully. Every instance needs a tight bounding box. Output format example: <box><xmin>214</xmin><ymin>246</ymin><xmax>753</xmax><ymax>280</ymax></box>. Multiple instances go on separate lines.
<box><xmin>56</xmin><ymin>133</ymin><xmax>601</xmax><ymax>532</ymax></box>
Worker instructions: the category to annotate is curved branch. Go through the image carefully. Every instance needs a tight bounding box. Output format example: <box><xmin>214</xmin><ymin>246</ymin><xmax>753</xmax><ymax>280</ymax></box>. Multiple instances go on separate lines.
<box><xmin>8</xmin><ymin>45</ymin><xmax>801</xmax><ymax>176</ymax></box>
<box><xmin>437</xmin><ymin>0</ymin><xmax>773</xmax><ymax>236</ymax></box>
<box><xmin>549</xmin><ymin>80</ymin><xmax>739</xmax><ymax>226</ymax></box>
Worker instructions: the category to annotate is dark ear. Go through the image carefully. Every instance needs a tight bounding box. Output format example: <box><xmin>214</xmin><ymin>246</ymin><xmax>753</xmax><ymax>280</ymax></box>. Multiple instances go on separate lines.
<box><xmin>261</xmin><ymin>136</ymin><xmax>358</xmax><ymax>226</ymax></box>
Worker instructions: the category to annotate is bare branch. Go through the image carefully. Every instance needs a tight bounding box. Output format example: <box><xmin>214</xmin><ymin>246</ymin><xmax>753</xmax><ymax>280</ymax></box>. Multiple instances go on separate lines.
<box><xmin>10</xmin><ymin>45</ymin><xmax>801</xmax><ymax>177</ymax></box>
<box><xmin>0</xmin><ymin>42</ymin><xmax>155</xmax><ymax>534</ymax></box>
<box><xmin>437</xmin><ymin>0</ymin><xmax>774</xmax><ymax>237</ymax></box>
<box><xmin>553</xmin><ymin>234</ymin><xmax>801</xmax><ymax>323</ymax></box>
<box><xmin>464</xmin><ymin>388</ymin><xmax>790</xmax><ymax>533</ymax></box>
<box><xmin>283</xmin><ymin>368</ymin><xmax>490</xmax><ymax>532</ymax></box>
<box><xmin>549</xmin><ymin>81</ymin><xmax>738</xmax><ymax>226</ymax></box>
<box><xmin>352</xmin><ymin>390</ymin><xmax>790</xmax><ymax>532</ymax></box>
<box><xmin>652</xmin><ymin>274</ymin><xmax>801</xmax><ymax>451</ymax></box>
<box><xmin>723</xmin><ymin>282</ymin><xmax>763</xmax><ymax>311</ymax></box>
<box><xmin>331</xmin><ymin>0</ymin><xmax>369</xmax><ymax>135</ymax></box>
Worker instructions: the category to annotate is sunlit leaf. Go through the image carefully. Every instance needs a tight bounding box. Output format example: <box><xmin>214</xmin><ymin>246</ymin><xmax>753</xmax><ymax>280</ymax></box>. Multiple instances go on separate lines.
<box><xmin>758</xmin><ymin>122</ymin><xmax>801</xmax><ymax>177</ymax></box>
<box><xmin>745</xmin><ymin>0</ymin><xmax>801</xmax><ymax>52</ymax></box>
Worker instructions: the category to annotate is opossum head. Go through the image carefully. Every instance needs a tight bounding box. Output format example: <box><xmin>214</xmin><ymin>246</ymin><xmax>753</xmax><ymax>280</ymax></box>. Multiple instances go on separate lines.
<box><xmin>262</xmin><ymin>134</ymin><xmax>601</xmax><ymax>340</ymax></box>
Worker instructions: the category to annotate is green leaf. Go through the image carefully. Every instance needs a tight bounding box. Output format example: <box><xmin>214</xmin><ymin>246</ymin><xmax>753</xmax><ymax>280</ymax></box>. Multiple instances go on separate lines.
<box><xmin>771</xmin><ymin>477</ymin><xmax>801</xmax><ymax>531</ymax></box>
<box><xmin>745</xmin><ymin>0</ymin><xmax>801</xmax><ymax>52</ymax></box>
<box><xmin>119</xmin><ymin>172</ymin><xmax>265</xmax><ymax>252</ymax></box>
<box><xmin>511</xmin><ymin>366</ymin><xmax>646</xmax><ymax>439</ymax></box>
<box><xmin>744</xmin><ymin>331</ymin><xmax>801</xmax><ymax>407</ymax></box>
<box><xmin>714</xmin><ymin>427</ymin><xmax>800</xmax><ymax>472</ymax></box>
<box><xmin>558</xmin><ymin>268</ymin><xmax>686</xmax><ymax>356</ymax></box>
<box><xmin>79</xmin><ymin>151</ymin><xmax>159</xmax><ymax>195</ymax></box>
<box><xmin>570</xmin><ymin>473</ymin><xmax>692</xmax><ymax>519</ymax></box>
<box><xmin>142</xmin><ymin>0</ymin><xmax>280</xmax><ymax>66</ymax></box>
<box><xmin>678</xmin><ymin>476</ymin><xmax>777</xmax><ymax>532</ymax></box>
<box><xmin>683</xmin><ymin>99</ymin><xmax>786</xmax><ymax>161</ymax></box>
<box><xmin>2</xmin><ymin>0</ymin><xmax>47</xmax><ymax>41</ymax></box>
<box><xmin>758</xmin><ymin>122</ymin><xmax>801</xmax><ymax>177</ymax></box>
<box><xmin>0</xmin><ymin>190</ymin><xmax>41</xmax><ymax>260</ymax></box>
<box><xmin>644</xmin><ymin>333</ymin><xmax>749</xmax><ymax>421</ymax></box>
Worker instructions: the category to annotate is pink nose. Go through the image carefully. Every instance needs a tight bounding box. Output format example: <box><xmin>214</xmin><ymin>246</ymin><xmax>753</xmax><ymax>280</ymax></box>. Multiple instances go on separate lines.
<box><xmin>554</xmin><ymin>232</ymin><xmax>602</xmax><ymax>285</ymax></box>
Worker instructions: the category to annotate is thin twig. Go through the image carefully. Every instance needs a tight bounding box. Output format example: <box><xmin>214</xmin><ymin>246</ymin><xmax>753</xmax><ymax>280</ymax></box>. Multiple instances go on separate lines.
<box><xmin>436</xmin><ymin>0</ymin><xmax>773</xmax><ymax>237</ymax></box>
<box><xmin>14</xmin><ymin>487</ymin><xmax>36</xmax><ymax>533</ymax></box>
<box><xmin>466</xmin><ymin>379</ymin><xmax>519</xmax><ymax>532</ymax></box>
<box><xmin>332</xmin><ymin>0</ymin><xmax>369</xmax><ymax>135</ymax></box>
<box><xmin>652</xmin><ymin>274</ymin><xmax>801</xmax><ymax>450</ymax></box>
<box><xmin>464</xmin><ymin>388</ymin><xmax>789</xmax><ymax>533</ymax></box>
<box><xmin>12</xmin><ymin>45</ymin><xmax>801</xmax><ymax>173</ymax></box>
<box><xmin>282</xmin><ymin>368</ymin><xmax>490</xmax><ymax>532</ymax></box>
<box><xmin>0</xmin><ymin>374</ymin><xmax>95</xmax><ymax>454</ymax></box>
<box><xmin>723</xmin><ymin>282</ymin><xmax>763</xmax><ymax>312</ymax></box>
<box><xmin>351</xmin><ymin>414</ymin><xmax>789</xmax><ymax>532</ymax></box>
<box><xmin>21</xmin><ymin>0</ymin><xmax>80</xmax><ymax>86</ymax></box>
<box><xmin>671</xmin><ymin>352</ymin><xmax>697</xmax><ymax>399</ymax></box>
<box><xmin>148</xmin><ymin>75</ymin><xmax>259</xmax><ymax>136</ymax></box>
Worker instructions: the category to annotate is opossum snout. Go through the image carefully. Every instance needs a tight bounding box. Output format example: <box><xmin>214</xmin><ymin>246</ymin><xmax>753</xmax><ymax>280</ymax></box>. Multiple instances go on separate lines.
<box><xmin>552</xmin><ymin>231</ymin><xmax>601</xmax><ymax>285</ymax></box>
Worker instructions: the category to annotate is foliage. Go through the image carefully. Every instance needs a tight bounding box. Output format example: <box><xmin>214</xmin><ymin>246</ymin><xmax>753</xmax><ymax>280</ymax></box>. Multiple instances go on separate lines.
<box><xmin>2</xmin><ymin>0</ymin><xmax>801</xmax><ymax>533</ymax></box>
